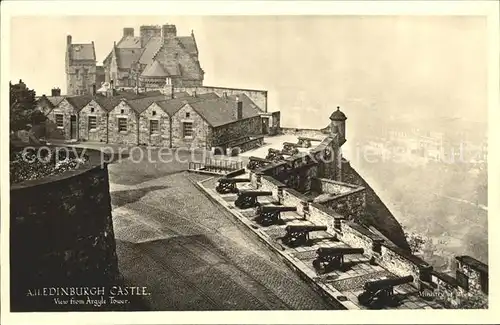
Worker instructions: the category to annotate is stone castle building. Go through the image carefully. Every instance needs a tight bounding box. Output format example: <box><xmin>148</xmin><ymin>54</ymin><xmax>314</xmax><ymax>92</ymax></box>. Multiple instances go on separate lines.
<box><xmin>65</xmin><ymin>35</ymin><xmax>98</xmax><ymax>96</ymax></box>
<box><xmin>102</xmin><ymin>24</ymin><xmax>204</xmax><ymax>89</ymax></box>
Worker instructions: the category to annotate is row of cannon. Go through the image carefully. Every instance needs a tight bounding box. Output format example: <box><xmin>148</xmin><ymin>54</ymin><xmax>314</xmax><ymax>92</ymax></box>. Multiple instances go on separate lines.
<box><xmin>216</xmin><ymin>176</ymin><xmax>415</xmax><ymax>309</ymax></box>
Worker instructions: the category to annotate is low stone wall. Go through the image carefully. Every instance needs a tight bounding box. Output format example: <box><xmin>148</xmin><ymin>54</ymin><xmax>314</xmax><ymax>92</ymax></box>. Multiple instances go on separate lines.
<box><xmin>10</xmin><ymin>148</ymin><xmax>120</xmax><ymax>311</ymax></box>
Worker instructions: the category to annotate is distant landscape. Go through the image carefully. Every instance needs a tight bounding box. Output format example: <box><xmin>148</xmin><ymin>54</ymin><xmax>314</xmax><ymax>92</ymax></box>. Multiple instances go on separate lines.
<box><xmin>344</xmin><ymin>129</ymin><xmax>488</xmax><ymax>272</ymax></box>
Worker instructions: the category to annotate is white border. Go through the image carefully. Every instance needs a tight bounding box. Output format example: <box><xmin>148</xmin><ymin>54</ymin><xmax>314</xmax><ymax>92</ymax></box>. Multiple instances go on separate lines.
<box><xmin>1</xmin><ymin>1</ymin><xmax>499</xmax><ymax>325</ymax></box>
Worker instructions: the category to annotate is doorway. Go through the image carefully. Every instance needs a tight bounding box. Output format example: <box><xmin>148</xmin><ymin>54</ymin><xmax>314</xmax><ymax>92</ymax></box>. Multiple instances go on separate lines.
<box><xmin>70</xmin><ymin>115</ymin><xmax>77</xmax><ymax>140</ymax></box>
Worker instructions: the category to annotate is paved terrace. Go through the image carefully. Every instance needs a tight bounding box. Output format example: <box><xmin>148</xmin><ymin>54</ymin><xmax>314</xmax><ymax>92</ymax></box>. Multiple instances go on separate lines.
<box><xmin>198</xmin><ymin>175</ymin><xmax>444</xmax><ymax>310</ymax></box>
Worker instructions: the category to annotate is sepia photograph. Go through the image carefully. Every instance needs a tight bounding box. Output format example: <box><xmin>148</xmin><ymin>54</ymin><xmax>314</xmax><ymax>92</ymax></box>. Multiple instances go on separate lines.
<box><xmin>1</xmin><ymin>1</ymin><xmax>499</xmax><ymax>324</ymax></box>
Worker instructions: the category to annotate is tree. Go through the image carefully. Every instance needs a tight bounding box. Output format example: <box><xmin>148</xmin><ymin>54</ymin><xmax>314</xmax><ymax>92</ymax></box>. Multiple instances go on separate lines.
<box><xmin>10</xmin><ymin>79</ymin><xmax>46</xmax><ymax>131</ymax></box>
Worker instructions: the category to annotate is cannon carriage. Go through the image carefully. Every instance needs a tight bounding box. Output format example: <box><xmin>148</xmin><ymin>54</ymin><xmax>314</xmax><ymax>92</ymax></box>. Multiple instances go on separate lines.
<box><xmin>357</xmin><ymin>275</ymin><xmax>414</xmax><ymax>309</ymax></box>
<box><xmin>281</xmin><ymin>224</ymin><xmax>328</xmax><ymax>247</ymax></box>
<box><xmin>312</xmin><ymin>247</ymin><xmax>364</xmax><ymax>273</ymax></box>
<box><xmin>265</xmin><ymin>148</ymin><xmax>285</xmax><ymax>162</ymax></box>
<box><xmin>215</xmin><ymin>177</ymin><xmax>251</xmax><ymax>194</ymax></box>
<box><xmin>254</xmin><ymin>205</ymin><xmax>297</xmax><ymax>226</ymax></box>
<box><xmin>247</xmin><ymin>156</ymin><xmax>271</xmax><ymax>170</ymax></box>
<box><xmin>234</xmin><ymin>190</ymin><xmax>273</xmax><ymax>209</ymax></box>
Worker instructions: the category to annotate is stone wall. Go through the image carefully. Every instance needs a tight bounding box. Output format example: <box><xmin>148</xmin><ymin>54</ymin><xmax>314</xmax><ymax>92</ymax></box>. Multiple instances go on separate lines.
<box><xmin>260</xmin><ymin>175</ymin><xmax>286</xmax><ymax>202</ymax></box>
<box><xmin>314</xmin><ymin>188</ymin><xmax>366</xmax><ymax>223</ymax></box>
<box><xmin>341</xmin><ymin>159</ymin><xmax>411</xmax><ymax>251</ymax></box>
<box><xmin>175</xmin><ymin>86</ymin><xmax>268</xmax><ymax>112</ymax></box>
<box><xmin>138</xmin><ymin>102</ymin><xmax>170</xmax><ymax>147</ymax></box>
<box><xmin>67</xmin><ymin>61</ymin><xmax>96</xmax><ymax>96</ymax></box>
<box><xmin>171</xmin><ymin>103</ymin><xmax>211</xmax><ymax>148</ymax></box>
<box><xmin>108</xmin><ymin>101</ymin><xmax>139</xmax><ymax>145</ymax></box>
<box><xmin>47</xmin><ymin>98</ymin><xmax>78</xmax><ymax>140</ymax></box>
<box><xmin>212</xmin><ymin>116</ymin><xmax>263</xmax><ymax>147</ymax></box>
<box><xmin>10</xmin><ymin>149</ymin><xmax>119</xmax><ymax>312</ymax></box>
<box><xmin>79</xmin><ymin>100</ymin><xmax>108</xmax><ymax>142</ymax></box>
<box><xmin>316</xmin><ymin>178</ymin><xmax>360</xmax><ymax>195</ymax></box>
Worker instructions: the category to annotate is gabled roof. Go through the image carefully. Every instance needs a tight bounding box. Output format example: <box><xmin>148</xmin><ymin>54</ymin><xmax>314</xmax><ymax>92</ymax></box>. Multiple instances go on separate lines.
<box><xmin>177</xmin><ymin>36</ymin><xmax>198</xmax><ymax>56</ymax></box>
<box><xmin>69</xmin><ymin>43</ymin><xmax>96</xmax><ymax>61</ymax></box>
<box><xmin>173</xmin><ymin>91</ymin><xmax>190</xmax><ymax>98</ymax></box>
<box><xmin>188</xmin><ymin>93</ymin><xmax>261</xmax><ymax>127</ymax></box>
<box><xmin>44</xmin><ymin>96</ymin><xmax>66</xmax><ymax>107</ymax></box>
<box><xmin>155</xmin><ymin>96</ymin><xmax>203</xmax><ymax>116</ymax></box>
<box><xmin>94</xmin><ymin>96</ymin><xmax>124</xmax><ymax>112</ymax></box>
<box><xmin>141</xmin><ymin>60</ymin><xmax>169</xmax><ymax>77</ymax></box>
<box><xmin>126</xmin><ymin>95</ymin><xmax>168</xmax><ymax>114</ymax></box>
<box><xmin>196</xmin><ymin>92</ymin><xmax>220</xmax><ymax>100</ymax></box>
<box><xmin>65</xmin><ymin>95</ymin><xmax>94</xmax><ymax>111</ymax></box>
<box><xmin>138</xmin><ymin>37</ymin><xmax>163</xmax><ymax>65</ymax></box>
<box><xmin>117</xmin><ymin>36</ymin><xmax>142</xmax><ymax>49</ymax></box>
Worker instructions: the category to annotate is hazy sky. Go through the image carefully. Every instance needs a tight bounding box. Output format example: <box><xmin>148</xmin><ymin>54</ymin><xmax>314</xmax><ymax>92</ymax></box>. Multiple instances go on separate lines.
<box><xmin>10</xmin><ymin>16</ymin><xmax>488</xmax><ymax>128</ymax></box>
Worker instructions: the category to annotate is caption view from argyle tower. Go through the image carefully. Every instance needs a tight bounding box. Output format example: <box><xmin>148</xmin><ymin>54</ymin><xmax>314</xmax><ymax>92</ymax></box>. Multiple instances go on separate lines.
<box><xmin>9</xmin><ymin>16</ymin><xmax>488</xmax><ymax>311</ymax></box>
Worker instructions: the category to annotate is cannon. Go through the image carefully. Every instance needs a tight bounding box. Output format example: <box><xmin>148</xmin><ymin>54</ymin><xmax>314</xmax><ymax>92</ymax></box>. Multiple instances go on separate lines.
<box><xmin>281</xmin><ymin>224</ymin><xmax>328</xmax><ymax>247</ymax></box>
<box><xmin>254</xmin><ymin>205</ymin><xmax>297</xmax><ymax>226</ymax></box>
<box><xmin>247</xmin><ymin>156</ymin><xmax>271</xmax><ymax>170</ymax></box>
<box><xmin>282</xmin><ymin>142</ymin><xmax>300</xmax><ymax>155</ymax></box>
<box><xmin>357</xmin><ymin>275</ymin><xmax>414</xmax><ymax>308</ymax></box>
<box><xmin>215</xmin><ymin>177</ymin><xmax>251</xmax><ymax>194</ymax></box>
<box><xmin>312</xmin><ymin>247</ymin><xmax>364</xmax><ymax>273</ymax></box>
<box><xmin>234</xmin><ymin>190</ymin><xmax>273</xmax><ymax>209</ymax></box>
<box><xmin>297</xmin><ymin>137</ymin><xmax>323</xmax><ymax>148</ymax></box>
<box><xmin>265</xmin><ymin>148</ymin><xmax>285</xmax><ymax>161</ymax></box>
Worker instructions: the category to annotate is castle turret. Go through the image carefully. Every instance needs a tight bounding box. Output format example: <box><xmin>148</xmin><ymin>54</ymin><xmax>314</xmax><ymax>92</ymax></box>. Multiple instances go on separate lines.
<box><xmin>162</xmin><ymin>24</ymin><xmax>177</xmax><ymax>40</ymax></box>
<box><xmin>330</xmin><ymin>106</ymin><xmax>347</xmax><ymax>143</ymax></box>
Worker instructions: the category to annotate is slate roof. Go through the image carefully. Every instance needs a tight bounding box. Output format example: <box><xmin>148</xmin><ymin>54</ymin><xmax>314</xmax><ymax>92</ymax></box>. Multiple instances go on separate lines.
<box><xmin>141</xmin><ymin>60</ymin><xmax>169</xmax><ymax>77</ymax></box>
<box><xmin>69</xmin><ymin>44</ymin><xmax>96</xmax><ymax>61</ymax></box>
<box><xmin>126</xmin><ymin>95</ymin><xmax>168</xmax><ymax>114</ymax></box>
<box><xmin>155</xmin><ymin>96</ymin><xmax>203</xmax><ymax>116</ymax></box>
<box><xmin>176</xmin><ymin>36</ymin><xmax>198</xmax><ymax>56</ymax></box>
<box><xmin>46</xmin><ymin>96</ymin><xmax>66</xmax><ymax>107</ymax></box>
<box><xmin>117</xmin><ymin>36</ymin><xmax>142</xmax><ymax>49</ymax></box>
<box><xmin>138</xmin><ymin>37</ymin><xmax>163</xmax><ymax>65</ymax></box>
<box><xmin>196</xmin><ymin>92</ymin><xmax>219</xmax><ymax>100</ymax></box>
<box><xmin>189</xmin><ymin>93</ymin><xmax>262</xmax><ymax>127</ymax></box>
<box><xmin>116</xmin><ymin>48</ymin><xmax>142</xmax><ymax>70</ymax></box>
<box><xmin>94</xmin><ymin>96</ymin><xmax>123</xmax><ymax>112</ymax></box>
<box><xmin>173</xmin><ymin>91</ymin><xmax>190</xmax><ymax>98</ymax></box>
<box><xmin>66</xmin><ymin>95</ymin><xmax>94</xmax><ymax>111</ymax></box>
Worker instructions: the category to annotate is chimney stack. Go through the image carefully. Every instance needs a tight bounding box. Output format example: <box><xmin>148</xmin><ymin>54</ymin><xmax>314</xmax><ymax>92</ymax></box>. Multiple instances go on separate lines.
<box><xmin>236</xmin><ymin>96</ymin><xmax>243</xmax><ymax>120</ymax></box>
<box><xmin>123</xmin><ymin>27</ymin><xmax>134</xmax><ymax>38</ymax></box>
<box><xmin>193</xmin><ymin>90</ymin><xmax>197</xmax><ymax>97</ymax></box>
<box><xmin>67</xmin><ymin>35</ymin><xmax>72</xmax><ymax>46</ymax></box>
<box><xmin>92</xmin><ymin>84</ymin><xmax>96</xmax><ymax>96</ymax></box>
<box><xmin>51</xmin><ymin>87</ymin><xmax>61</xmax><ymax>96</ymax></box>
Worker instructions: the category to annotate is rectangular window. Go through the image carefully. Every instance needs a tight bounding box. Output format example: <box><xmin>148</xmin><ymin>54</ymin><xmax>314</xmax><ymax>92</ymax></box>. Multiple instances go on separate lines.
<box><xmin>150</xmin><ymin>120</ymin><xmax>159</xmax><ymax>134</ymax></box>
<box><xmin>55</xmin><ymin>114</ymin><xmax>64</xmax><ymax>128</ymax></box>
<box><xmin>183</xmin><ymin>122</ymin><xmax>193</xmax><ymax>138</ymax></box>
<box><xmin>118</xmin><ymin>118</ymin><xmax>127</xmax><ymax>132</ymax></box>
<box><xmin>88</xmin><ymin>116</ymin><xmax>97</xmax><ymax>130</ymax></box>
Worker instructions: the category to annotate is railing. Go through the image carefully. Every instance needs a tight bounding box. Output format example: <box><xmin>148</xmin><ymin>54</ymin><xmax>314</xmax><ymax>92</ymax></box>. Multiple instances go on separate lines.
<box><xmin>188</xmin><ymin>159</ymin><xmax>245</xmax><ymax>175</ymax></box>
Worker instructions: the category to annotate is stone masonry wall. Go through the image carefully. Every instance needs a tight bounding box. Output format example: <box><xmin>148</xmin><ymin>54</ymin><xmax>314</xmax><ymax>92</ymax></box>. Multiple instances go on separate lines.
<box><xmin>108</xmin><ymin>101</ymin><xmax>139</xmax><ymax>145</ymax></box>
<box><xmin>79</xmin><ymin>100</ymin><xmax>108</xmax><ymax>142</ymax></box>
<box><xmin>212</xmin><ymin>116</ymin><xmax>262</xmax><ymax>146</ymax></box>
<box><xmin>47</xmin><ymin>99</ymin><xmax>77</xmax><ymax>140</ymax></box>
<box><xmin>10</xmin><ymin>154</ymin><xmax>119</xmax><ymax>312</ymax></box>
<box><xmin>176</xmin><ymin>86</ymin><xmax>268</xmax><ymax>112</ymax></box>
<box><xmin>315</xmin><ymin>189</ymin><xmax>366</xmax><ymax>223</ymax></box>
<box><xmin>317</xmin><ymin>178</ymin><xmax>360</xmax><ymax>195</ymax></box>
<box><xmin>171</xmin><ymin>103</ymin><xmax>211</xmax><ymax>149</ymax></box>
<box><xmin>138</xmin><ymin>102</ymin><xmax>170</xmax><ymax>147</ymax></box>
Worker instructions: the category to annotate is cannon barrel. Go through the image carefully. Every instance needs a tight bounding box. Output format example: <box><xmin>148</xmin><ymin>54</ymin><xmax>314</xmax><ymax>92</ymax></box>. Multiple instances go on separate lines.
<box><xmin>238</xmin><ymin>190</ymin><xmax>273</xmax><ymax>197</ymax></box>
<box><xmin>286</xmin><ymin>225</ymin><xmax>328</xmax><ymax>232</ymax></box>
<box><xmin>298</xmin><ymin>136</ymin><xmax>323</xmax><ymax>142</ymax></box>
<box><xmin>248</xmin><ymin>156</ymin><xmax>270</xmax><ymax>162</ymax></box>
<box><xmin>268</xmin><ymin>148</ymin><xmax>281</xmax><ymax>153</ymax></box>
<box><xmin>283</xmin><ymin>142</ymin><xmax>300</xmax><ymax>147</ymax></box>
<box><xmin>317</xmin><ymin>247</ymin><xmax>364</xmax><ymax>256</ymax></box>
<box><xmin>218</xmin><ymin>177</ymin><xmax>251</xmax><ymax>183</ymax></box>
<box><xmin>364</xmin><ymin>275</ymin><xmax>414</xmax><ymax>291</ymax></box>
<box><xmin>257</xmin><ymin>205</ymin><xmax>297</xmax><ymax>213</ymax></box>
